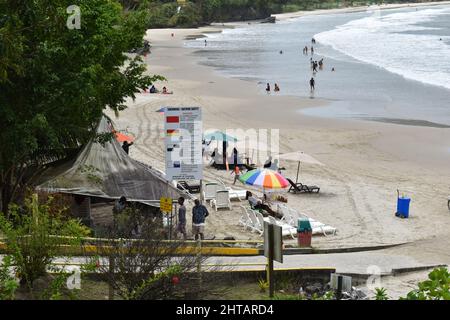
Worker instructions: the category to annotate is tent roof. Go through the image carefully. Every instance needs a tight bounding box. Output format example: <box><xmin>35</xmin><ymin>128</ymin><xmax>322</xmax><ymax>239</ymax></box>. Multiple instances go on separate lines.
<box><xmin>36</xmin><ymin>116</ymin><xmax>185</xmax><ymax>205</ymax></box>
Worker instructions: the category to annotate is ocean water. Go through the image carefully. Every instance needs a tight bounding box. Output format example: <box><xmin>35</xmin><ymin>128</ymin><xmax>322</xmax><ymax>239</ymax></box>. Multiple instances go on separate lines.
<box><xmin>315</xmin><ymin>6</ymin><xmax>450</xmax><ymax>91</ymax></box>
<box><xmin>185</xmin><ymin>5</ymin><xmax>450</xmax><ymax>127</ymax></box>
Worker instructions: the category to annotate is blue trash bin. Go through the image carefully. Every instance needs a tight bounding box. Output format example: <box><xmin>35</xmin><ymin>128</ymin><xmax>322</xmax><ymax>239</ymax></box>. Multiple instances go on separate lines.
<box><xmin>396</xmin><ymin>197</ymin><xmax>411</xmax><ymax>218</ymax></box>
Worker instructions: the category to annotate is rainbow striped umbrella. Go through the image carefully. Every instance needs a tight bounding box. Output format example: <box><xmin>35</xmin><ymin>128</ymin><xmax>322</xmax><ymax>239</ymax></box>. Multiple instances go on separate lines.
<box><xmin>239</xmin><ymin>169</ymin><xmax>288</xmax><ymax>189</ymax></box>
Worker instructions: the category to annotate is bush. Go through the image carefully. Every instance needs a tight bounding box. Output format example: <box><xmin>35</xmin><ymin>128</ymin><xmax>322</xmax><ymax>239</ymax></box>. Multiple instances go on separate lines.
<box><xmin>0</xmin><ymin>255</ymin><xmax>19</xmax><ymax>300</ymax></box>
<box><xmin>0</xmin><ymin>194</ymin><xmax>91</xmax><ymax>289</ymax></box>
<box><xmin>402</xmin><ymin>267</ymin><xmax>450</xmax><ymax>300</ymax></box>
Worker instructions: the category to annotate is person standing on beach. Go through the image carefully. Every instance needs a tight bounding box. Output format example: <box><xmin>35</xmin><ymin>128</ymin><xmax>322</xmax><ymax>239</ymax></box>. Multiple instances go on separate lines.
<box><xmin>266</xmin><ymin>83</ymin><xmax>271</xmax><ymax>94</ymax></box>
<box><xmin>311</xmin><ymin>46</ymin><xmax>314</xmax><ymax>55</ymax></box>
<box><xmin>122</xmin><ymin>141</ymin><xmax>133</xmax><ymax>155</ymax></box>
<box><xmin>310</xmin><ymin>77</ymin><xmax>315</xmax><ymax>92</ymax></box>
<box><xmin>192</xmin><ymin>199</ymin><xmax>209</xmax><ymax>241</ymax></box>
<box><xmin>232</xmin><ymin>165</ymin><xmax>241</xmax><ymax>185</ymax></box>
<box><xmin>176</xmin><ymin>197</ymin><xmax>187</xmax><ymax>240</ymax></box>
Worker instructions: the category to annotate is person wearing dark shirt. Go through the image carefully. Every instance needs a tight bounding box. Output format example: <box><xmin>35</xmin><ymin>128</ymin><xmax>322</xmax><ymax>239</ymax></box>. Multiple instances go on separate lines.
<box><xmin>122</xmin><ymin>141</ymin><xmax>134</xmax><ymax>155</ymax></box>
<box><xmin>192</xmin><ymin>199</ymin><xmax>209</xmax><ymax>240</ymax></box>
<box><xmin>263</xmin><ymin>156</ymin><xmax>272</xmax><ymax>168</ymax></box>
<box><xmin>246</xmin><ymin>191</ymin><xmax>283</xmax><ymax>219</ymax></box>
<box><xmin>176</xmin><ymin>197</ymin><xmax>187</xmax><ymax>240</ymax></box>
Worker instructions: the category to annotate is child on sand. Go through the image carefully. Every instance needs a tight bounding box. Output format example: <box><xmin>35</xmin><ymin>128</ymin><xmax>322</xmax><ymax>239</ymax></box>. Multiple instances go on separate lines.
<box><xmin>232</xmin><ymin>166</ymin><xmax>241</xmax><ymax>185</ymax></box>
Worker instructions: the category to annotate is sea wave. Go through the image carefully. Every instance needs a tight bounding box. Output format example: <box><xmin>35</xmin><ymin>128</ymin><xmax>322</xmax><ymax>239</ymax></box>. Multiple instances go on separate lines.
<box><xmin>314</xmin><ymin>7</ymin><xmax>450</xmax><ymax>90</ymax></box>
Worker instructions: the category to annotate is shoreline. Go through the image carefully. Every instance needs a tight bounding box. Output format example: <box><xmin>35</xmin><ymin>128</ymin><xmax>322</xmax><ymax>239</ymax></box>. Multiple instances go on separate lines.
<box><xmin>272</xmin><ymin>0</ymin><xmax>450</xmax><ymax>21</ymax></box>
<box><xmin>105</xmin><ymin>3</ymin><xmax>450</xmax><ymax>278</ymax></box>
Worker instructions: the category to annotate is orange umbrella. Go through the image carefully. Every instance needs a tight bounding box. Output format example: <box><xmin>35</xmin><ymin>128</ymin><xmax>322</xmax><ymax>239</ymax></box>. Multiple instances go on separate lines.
<box><xmin>114</xmin><ymin>131</ymin><xmax>135</xmax><ymax>143</ymax></box>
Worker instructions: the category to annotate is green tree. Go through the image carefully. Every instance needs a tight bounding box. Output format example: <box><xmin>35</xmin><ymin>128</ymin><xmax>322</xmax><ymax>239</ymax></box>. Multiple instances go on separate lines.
<box><xmin>0</xmin><ymin>0</ymin><xmax>159</xmax><ymax>212</ymax></box>
<box><xmin>402</xmin><ymin>267</ymin><xmax>450</xmax><ymax>300</ymax></box>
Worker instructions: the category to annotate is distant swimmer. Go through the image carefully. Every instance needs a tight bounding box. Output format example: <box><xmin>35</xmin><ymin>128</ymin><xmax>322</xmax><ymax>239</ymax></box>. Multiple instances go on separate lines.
<box><xmin>310</xmin><ymin>77</ymin><xmax>315</xmax><ymax>92</ymax></box>
<box><xmin>279</xmin><ymin>50</ymin><xmax>283</xmax><ymax>54</ymax></box>
<box><xmin>312</xmin><ymin>38</ymin><xmax>316</xmax><ymax>44</ymax></box>
<box><xmin>266</xmin><ymin>83</ymin><xmax>271</xmax><ymax>94</ymax></box>
<box><xmin>274</xmin><ymin>83</ymin><xmax>280</xmax><ymax>92</ymax></box>
<box><xmin>311</xmin><ymin>46</ymin><xmax>314</xmax><ymax>55</ymax></box>
<box><xmin>331</xmin><ymin>67</ymin><xmax>335</xmax><ymax>72</ymax></box>
<box><xmin>205</xmin><ymin>39</ymin><xmax>207</xmax><ymax>46</ymax></box>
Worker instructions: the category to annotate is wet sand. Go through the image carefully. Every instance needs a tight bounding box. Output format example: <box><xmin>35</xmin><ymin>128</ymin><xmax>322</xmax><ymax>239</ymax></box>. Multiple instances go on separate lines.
<box><xmin>105</xmin><ymin>24</ymin><xmax>450</xmax><ymax>250</ymax></box>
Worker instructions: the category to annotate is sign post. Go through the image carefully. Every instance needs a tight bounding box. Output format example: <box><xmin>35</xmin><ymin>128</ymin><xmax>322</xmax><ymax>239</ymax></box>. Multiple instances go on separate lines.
<box><xmin>264</xmin><ymin>221</ymin><xmax>283</xmax><ymax>298</ymax></box>
<box><xmin>164</xmin><ymin>107</ymin><xmax>203</xmax><ymax>181</ymax></box>
<box><xmin>160</xmin><ymin>197</ymin><xmax>173</xmax><ymax>240</ymax></box>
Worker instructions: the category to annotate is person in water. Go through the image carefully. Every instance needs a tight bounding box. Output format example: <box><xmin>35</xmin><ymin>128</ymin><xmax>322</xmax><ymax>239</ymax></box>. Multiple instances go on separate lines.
<box><xmin>311</xmin><ymin>46</ymin><xmax>314</xmax><ymax>55</ymax></box>
<box><xmin>279</xmin><ymin>50</ymin><xmax>283</xmax><ymax>54</ymax></box>
<box><xmin>310</xmin><ymin>77</ymin><xmax>315</xmax><ymax>92</ymax></box>
<box><xmin>274</xmin><ymin>83</ymin><xmax>280</xmax><ymax>92</ymax></box>
<box><xmin>266</xmin><ymin>83</ymin><xmax>271</xmax><ymax>94</ymax></box>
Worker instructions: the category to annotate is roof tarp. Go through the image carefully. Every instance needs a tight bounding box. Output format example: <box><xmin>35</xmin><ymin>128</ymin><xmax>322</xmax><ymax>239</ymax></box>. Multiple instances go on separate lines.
<box><xmin>37</xmin><ymin>116</ymin><xmax>184</xmax><ymax>204</ymax></box>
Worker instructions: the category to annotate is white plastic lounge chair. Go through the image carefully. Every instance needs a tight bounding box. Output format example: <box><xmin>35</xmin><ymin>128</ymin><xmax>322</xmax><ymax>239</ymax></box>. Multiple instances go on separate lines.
<box><xmin>217</xmin><ymin>178</ymin><xmax>247</xmax><ymax>201</ymax></box>
<box><xmin>267</xmin><ymin>216</ymin><xmax>297</xmax><ymax>239</ymax></box>
<box><xmin>277</xmin><ymin>204</ymin><xmax>337</xmax><ymax>236</ymax></box>
<box><xmin>239</xmin><ymin>206</ymin><xmax>254</xmax><ymax>231</ymax></box>
<box><xmin>203</xmin><ymin>183</ymin><xmax>223</xmax><ymax>204</ymax></box>
<box><xmin>211</xmin><ymin>190</ymin><xmax>232</xmax><ymax>211</ymax></box>
<box><xmin>254</xmin><ymin>211</ymin><xmax>269</xmax><ymax>236</ymax></box>
<box><xmin>277</xmin><ymin>204</ymin><xmax>296</xmax><ymax>226</ymax></box>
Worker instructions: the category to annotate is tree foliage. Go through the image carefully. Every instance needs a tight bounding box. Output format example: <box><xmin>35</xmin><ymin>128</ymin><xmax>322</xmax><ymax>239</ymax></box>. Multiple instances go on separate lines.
<box><xmin>0</xmin><ymin>0</ymin><xmax>158</xmax><ymax>212</ymax></box>
<box><xmin>402</xmin><ymin>267</ymin><xmax>450</xmax><ymax>300</ymax></box>
<box><xmin>92</xmin><ymin>206</ymin><xmax>213</xmax><ymax>300</ymax></box>
<box><xmin>0</xmin><ymin>193</ymin><xmax>91</xmax><ymax>289</ymax></box>
<box><xmin>125</xmin><ymin>0</ymin><xmax>448</xmax><ymax>28</ymax></box>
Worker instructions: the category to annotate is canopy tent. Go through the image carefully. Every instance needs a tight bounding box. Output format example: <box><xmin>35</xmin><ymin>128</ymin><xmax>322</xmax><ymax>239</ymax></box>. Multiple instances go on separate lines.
<box><xmin>277</xmin><ymin>151</ymin><xmax>324</xmax><ymax>184</ymax></box>
<box><xmin>36</xmin><ymin>116</ymin><xmax>184</xmax><ymax>206</ymax></box>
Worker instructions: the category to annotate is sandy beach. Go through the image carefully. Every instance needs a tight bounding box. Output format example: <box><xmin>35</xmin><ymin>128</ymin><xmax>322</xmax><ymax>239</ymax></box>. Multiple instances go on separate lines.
<box><xmin>105</xmin><ymin>3</ymin><xmax>450</xmax><ymax>272</ymax></box>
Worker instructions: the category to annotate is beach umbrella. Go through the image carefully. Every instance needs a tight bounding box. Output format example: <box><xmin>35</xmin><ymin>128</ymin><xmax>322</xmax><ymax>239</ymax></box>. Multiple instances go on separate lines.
<box><xmin>203</xmin><ymin>130</ymin><xmax>238</xmax><ymax>143</ymax></box>
<box><xmin>114</xmin><ymin>131</ymin><xmax>135</xmax><ymax>143</ymax></box>
<box><xmin>277</xmin><ymin>151</ymin><xmax>324</xmax><ymax>184</ymax></box>
<box><xmin>239</xmin><ymin>169</ymin><xmax>289</xmax><ymax>190</ymax></box>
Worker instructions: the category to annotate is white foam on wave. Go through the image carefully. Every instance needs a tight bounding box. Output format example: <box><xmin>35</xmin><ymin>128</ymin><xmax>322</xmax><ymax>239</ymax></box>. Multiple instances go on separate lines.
<box><xmin>315</xmin><ymin>7</ymin><xmax>450</xmax><ymax>90</ymax></box>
